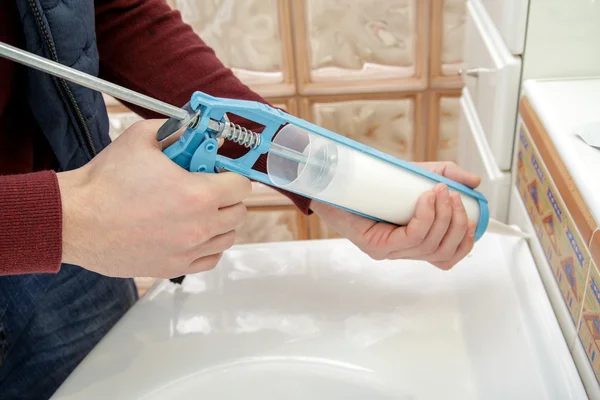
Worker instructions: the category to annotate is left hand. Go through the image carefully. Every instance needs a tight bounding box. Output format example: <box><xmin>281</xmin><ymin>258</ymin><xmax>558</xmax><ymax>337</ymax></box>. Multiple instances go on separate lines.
<box><xmin>309</xmin><ymin>162</ymin><xmax>481</xmax><ymax>270</ymax></box>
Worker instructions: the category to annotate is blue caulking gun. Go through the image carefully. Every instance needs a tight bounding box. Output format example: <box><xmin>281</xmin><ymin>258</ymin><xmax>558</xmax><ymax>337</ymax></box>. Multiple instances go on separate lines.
<box><xmin>1</xmin><ymin>42</ymin><xmax>527</xmax><ymax>245</ymax></box>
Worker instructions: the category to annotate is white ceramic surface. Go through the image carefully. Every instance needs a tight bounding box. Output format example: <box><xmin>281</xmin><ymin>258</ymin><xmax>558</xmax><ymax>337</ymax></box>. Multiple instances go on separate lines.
<box><xmin>523</xmin><ymin>77</ymin><xmax>600</xmax><ymax>228</ymax></box>
<box><xmin>463</xmin><ymin>0</ymin><xmax>522</xmax><ymax>171</ymax></box>
<box><xmin>480</xmin><ymin>0</ymin><xmax>528</xmax><ymax>55</ymax></box>
<box><xmin>51</xmin><ymin>236</ymin><xmax>586</xmax><ymax>399</ymax></box>
<box><xmin>457</xmin><ymin>88</ymin><xmax>511</xmax><ymax>222</ymax></box>
<box><xmin>522</xmin><ymin>0</ymin><xmax>600</xmax><ymax>81</ymax></box>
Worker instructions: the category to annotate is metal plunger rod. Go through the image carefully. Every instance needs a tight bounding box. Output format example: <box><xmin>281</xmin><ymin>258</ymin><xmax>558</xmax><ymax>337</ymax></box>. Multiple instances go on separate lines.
<box><xmin>0</xmin><ymin>41</ymin><xmax>310</xmax><ymax>165</ymax></box>
<box><xmin>0</xmin><ymin>41</ymin><xmax>188</xmax><ymax>121</ymax></box>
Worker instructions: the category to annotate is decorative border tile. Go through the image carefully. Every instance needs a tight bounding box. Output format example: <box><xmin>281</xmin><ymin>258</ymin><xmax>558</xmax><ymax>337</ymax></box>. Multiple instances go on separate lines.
<box><xmin>516</xmin><ymin>122</ymin><xmax>591</xmax><ymax>325</ymax></box>
<box><xmin>578</xmin><ymin>260</ymin><xmax>600</xmax><ymax>385</ymax></box>
<box><xmin>520</xmin><ymin>97</ymin><xmax>598</xmax><ymax>251</ymax></box>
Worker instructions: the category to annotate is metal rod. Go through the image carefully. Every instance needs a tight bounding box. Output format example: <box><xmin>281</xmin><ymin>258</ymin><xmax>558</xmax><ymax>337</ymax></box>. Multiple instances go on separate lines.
<box><xmin>0</xmin><ymin>41</ymin><xmax>188</xmax><ymax>121</ymax></box>
<box><xmin>270</xmin><ymin>142</ymin><xmax>309</xmax><ymax>165</ymax></box>
<box><xmin>0</xmin><ymin>41</ymin><xmax>311</xmax><ymax>167</ymax></box>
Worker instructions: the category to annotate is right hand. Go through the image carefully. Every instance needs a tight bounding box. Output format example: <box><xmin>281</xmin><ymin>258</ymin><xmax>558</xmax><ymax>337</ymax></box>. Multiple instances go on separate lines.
<box><xmin>57</xmin><ymin>119</ymin><xmax>251</xmax><ymax>278</ymax></box>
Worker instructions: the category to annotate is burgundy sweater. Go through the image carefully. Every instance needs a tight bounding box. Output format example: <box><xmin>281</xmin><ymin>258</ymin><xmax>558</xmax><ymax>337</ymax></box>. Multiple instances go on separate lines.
<box><xmin>0</xmin><ymin>0</ymin><xmax>310</xmax><ymax>276</ymax></box>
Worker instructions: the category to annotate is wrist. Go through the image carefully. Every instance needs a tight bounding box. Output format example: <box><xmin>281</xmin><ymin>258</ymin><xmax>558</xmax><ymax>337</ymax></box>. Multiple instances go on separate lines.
<box><xmin>56</xmin><ymin>169</ymin><xmax>89</xmax><ymax>266</ymax></box>
<box><xmin>308</xmin><ymin>199</ymin><xmax>330</xmax><ymax>216</ymax></box>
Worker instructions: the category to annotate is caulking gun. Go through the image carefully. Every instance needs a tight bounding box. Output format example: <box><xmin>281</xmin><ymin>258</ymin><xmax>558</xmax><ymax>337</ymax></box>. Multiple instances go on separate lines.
<box><xmin>0</xmin><ymin>42</ymin><xmax>529</xmax><ymax>243</ymax></box>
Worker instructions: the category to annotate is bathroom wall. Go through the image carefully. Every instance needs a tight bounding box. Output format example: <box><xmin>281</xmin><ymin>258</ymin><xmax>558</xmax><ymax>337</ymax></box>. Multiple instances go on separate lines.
<box><xmin>104</xmin><ymin>0</ymin><xmax>468</xmax><ymax>294</ymax></box>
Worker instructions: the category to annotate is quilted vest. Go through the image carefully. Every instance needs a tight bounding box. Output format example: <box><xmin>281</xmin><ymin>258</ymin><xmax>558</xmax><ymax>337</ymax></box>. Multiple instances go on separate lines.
<box><xmin>15</xmin><ymin>0</ymin><xmax>111</xmax><ymax>171</ymax></box>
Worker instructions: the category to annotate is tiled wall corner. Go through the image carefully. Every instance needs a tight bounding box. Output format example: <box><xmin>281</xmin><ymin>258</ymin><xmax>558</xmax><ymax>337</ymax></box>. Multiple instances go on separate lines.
<box><xmin>515</xmin><ymin>122</ymin><xmax>591</xmax><ymax>327</ymax></box>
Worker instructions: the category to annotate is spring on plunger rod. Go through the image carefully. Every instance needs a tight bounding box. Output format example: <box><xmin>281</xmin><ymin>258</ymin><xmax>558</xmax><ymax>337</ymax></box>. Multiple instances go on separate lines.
<box><xmin>217</xmin><ymin>121</ymin><xmax>261</xmax><ymax>149</ymax></box>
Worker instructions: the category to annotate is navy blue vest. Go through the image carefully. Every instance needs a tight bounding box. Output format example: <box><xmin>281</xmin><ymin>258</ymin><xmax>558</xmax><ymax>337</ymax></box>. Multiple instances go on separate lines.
<box><xmin>16</xmin><ymin>0</ymin><xmax>111</xmax><ymax>171</ymax></box>
<box><xmin>0</xmin><ymin>2</ymin><xmax>133</xmax><ymax>356</ymax></box>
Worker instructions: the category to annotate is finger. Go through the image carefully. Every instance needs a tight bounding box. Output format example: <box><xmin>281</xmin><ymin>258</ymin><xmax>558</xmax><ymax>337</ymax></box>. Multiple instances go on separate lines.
<box><xmin>394</xmin><ymin>184</ymin><xmax>452</xmax><ymax>259</ymax></box>
<box><xmin>432</xmin><ymin>222</ymin><xmax>476</xmax><ymax>270</ymax></box>
<box><xmin>420</xmin><ymin>184</ymin><xmax>453</xmax><ymax>251</ymax></box>
<box><xmin>203</xmin><ymin>172</ymin><xmax>252</xmax><ymax>207</ymax></box>
<box><xmin>211</xmin><ymin>202</ymin><xmax>248</xmax><ymax>236</ymax></box>
<box><xmin>187</xmin><ymin>253</ymin><xmax>223</xmax><ymax>274</ymax></box>
<box><xmin>437</xmin><ymin>163</ymin><xmax>481</xmax><ymax>188</ymax></box>
<box><xmin>386</xmin><ymin>190</ymin><xmax>436</xmax><ymax>249</ymax></box>
<box><xmin>192</xmin><ymin>230</ymin><xmax>237</xmax><ymax>258</ymax></box>
<box><xmin>428</xmin><ymin>192</ymin><xmax>469</xmax><ymax>262</ymax></box>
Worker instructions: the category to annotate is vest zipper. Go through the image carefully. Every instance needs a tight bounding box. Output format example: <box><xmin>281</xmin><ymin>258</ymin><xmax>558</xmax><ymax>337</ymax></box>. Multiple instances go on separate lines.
<box><xmin>28</xmin><ymin>0</ymin><xmax>97</xmax><ymax>158</ymax></box>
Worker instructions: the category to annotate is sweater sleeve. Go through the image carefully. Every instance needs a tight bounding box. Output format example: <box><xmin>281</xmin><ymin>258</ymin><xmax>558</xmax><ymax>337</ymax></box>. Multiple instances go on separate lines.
<box><xmin>94</xmin><ymin>0</ymin><xmax>311</xmax><ymax>214</ymax></box>
<box><xmin>0</xmin><ymin>171</ymin><xmax>62</xmax><ymax>276</ymax></box>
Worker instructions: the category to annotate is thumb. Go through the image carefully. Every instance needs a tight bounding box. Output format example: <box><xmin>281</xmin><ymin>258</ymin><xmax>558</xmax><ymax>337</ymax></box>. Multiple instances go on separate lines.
<box><xmin>133</xmin><ymin>118</ymin><xmax>188</xmax><ymax>150</ymax></box>
<box><xmin>125</xmin><ymin>119</ymin><xmax>168</xmax><ymax>149</ymax></box>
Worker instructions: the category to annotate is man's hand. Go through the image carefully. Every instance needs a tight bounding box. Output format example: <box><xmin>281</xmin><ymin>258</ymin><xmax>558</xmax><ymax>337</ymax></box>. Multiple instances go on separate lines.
<box><xmin>310</xmin><ymin>162</ymin><xmax>482</xmax><ymax>270</ymax></box>
<box><xmin>57</xmin><ymin>120</ymin><xmax>251</xmax><ymax>278</ymax></box>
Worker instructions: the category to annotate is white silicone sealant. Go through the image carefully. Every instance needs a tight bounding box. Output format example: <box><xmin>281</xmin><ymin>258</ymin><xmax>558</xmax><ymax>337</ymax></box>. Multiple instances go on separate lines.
<box><xmin>267</xmin><ymin>124</ymin><xmax>481</xmax><ymax>226</ymax></box>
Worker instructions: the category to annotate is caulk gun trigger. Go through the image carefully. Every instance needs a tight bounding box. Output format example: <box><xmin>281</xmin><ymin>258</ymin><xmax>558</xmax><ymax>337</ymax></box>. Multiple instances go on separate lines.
<box><xmin>156</xmin><ymin>102</ymin><xmax>199</xmax><ymax>143</ymax></box>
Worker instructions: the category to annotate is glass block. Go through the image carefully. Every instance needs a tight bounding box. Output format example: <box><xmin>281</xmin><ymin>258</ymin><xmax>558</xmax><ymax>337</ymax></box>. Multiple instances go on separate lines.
<box><xmin>312</xmin><ymin>99</ymin><xmax>415</xmax><ymax>161</ymax></box>
<box><xmin>303</xmin><ymin>0</ymin><xmax>416</xmax><ymax>82</ymax></box>
<box><xmin>236</xmin><ymin>208</ymin><xmax>305</xmax><ymax>244</ymax></box>
<box><xmin>437</xmin><ymin>96</ymin><xmax>460</xmax><ymax>161</ymax></box>
<box><xmin>440</xmin><ymin>0</ymin><xmax>467</xmax><ymax>75</ymax></box>
<box><xmin>174</xmin><ymin>0</ymin><xmax>285</xmax><ymax>85</ymax></box>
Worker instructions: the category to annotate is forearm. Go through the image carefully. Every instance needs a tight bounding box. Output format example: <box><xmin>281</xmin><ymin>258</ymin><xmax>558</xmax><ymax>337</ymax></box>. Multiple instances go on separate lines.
<box><xmin>94</xmin><ymin>0</ymin><xmax>311</xmax><ymax>213</ymax></box>
<box><xmin>0</xmin><ymin>171</ymin><xmax>62</xmax><ymax>276</ymax></box>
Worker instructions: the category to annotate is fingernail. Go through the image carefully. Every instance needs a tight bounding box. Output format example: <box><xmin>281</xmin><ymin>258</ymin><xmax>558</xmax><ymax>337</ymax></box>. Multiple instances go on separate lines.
<box><xmin>435</xmin><ymin>183</ymin><xmax>446</xmax><ymax>194</ymax></box>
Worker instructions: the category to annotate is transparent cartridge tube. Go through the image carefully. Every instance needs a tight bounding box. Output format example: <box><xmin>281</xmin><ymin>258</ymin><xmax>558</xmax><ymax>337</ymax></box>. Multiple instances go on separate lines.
<box><xmin>267</xmin><ymin>124</ymin><xmax>481</xmax><ymax>226</ymax></box>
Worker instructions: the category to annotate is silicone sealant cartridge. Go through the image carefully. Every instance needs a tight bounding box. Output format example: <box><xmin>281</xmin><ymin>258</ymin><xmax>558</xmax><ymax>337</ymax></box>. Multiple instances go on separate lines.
<box><xmin>266</xmin><ymin>124</ymin><xmax>483</xmax><ymax>229</ymax></box>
